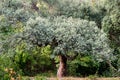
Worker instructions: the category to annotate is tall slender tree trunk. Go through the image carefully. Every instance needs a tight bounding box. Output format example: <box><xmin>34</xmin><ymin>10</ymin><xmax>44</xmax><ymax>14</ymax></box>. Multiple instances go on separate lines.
<box><xmin>57</xmin><ymin>55</ymin><xmax>67</xmax><ymax>78</ymax></box>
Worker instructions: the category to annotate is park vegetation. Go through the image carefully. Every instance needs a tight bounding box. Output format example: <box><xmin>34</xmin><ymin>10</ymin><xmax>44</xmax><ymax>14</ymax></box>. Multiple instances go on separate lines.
<box><xmin>0</xmin><ymin>0</ymin><xmax>120</xmax><ymax>79</ymax></box>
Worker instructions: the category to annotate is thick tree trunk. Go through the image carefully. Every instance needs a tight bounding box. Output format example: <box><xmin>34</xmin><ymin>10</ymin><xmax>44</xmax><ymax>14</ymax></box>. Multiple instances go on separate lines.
<box><xmin>57</xmin><ymin>55</ymin><xmax>67</xmax><ymax>78</ymax></box>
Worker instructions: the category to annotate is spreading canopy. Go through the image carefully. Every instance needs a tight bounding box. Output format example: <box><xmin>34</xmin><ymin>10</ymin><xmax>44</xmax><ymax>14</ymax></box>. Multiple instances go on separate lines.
<box><xmin>22</xmin><ymin>16</ymin><xmax>113</xmax><ymax>62</ymax></box>
<box><xmin>0</xmin><ymin>0</ymin><xmax>114</xmax><ymax>62</ymax></box>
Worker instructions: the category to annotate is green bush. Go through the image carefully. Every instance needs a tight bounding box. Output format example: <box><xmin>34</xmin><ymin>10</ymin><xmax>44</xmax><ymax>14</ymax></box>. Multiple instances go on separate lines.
<box><xmin>67</xmin><ymin>55</ymin><xmax>99</xmax><ymax>76</ymax></box>
<box><xmin>0</xmin><ymin>54</ymin><xmax>22</xmax><ymax>80</ymax></box>
<box><xmin>13</xmin><ymin>42</ymin><xmax>54</xmax><ymax>76</ymax></box>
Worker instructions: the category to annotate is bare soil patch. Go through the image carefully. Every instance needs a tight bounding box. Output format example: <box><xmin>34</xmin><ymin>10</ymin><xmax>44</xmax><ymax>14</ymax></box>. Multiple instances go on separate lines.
<box><xmin>48</xmin><ymin>77</ymin><xmax>120</xmax><ymax>80</ymax></box>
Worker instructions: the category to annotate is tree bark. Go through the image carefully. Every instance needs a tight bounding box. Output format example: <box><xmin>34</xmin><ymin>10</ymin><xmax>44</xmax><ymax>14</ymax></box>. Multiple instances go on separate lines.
<box><xmin>57</xmin><ymin>55</ymin><xmax>67</xmax><ymax>78</ymax></box>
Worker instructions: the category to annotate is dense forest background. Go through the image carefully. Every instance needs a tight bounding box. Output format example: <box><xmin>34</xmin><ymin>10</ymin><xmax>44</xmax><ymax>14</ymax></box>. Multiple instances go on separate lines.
<box><xmin>0</xmin><ymin>0</ymin><xmax>120</xmax><ymax>79</ymax></box>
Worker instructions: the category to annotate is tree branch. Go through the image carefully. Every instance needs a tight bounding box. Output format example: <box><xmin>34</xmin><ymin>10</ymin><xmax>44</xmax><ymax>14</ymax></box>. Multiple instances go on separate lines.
<box><xmin>31</xmin><ymin>0</ymin><xmax>39</xmax><ymax>11</ymax></box>
<box><xmin>65</xmin><ymin>52</ymin><xmax>78</xmax><ymax>60</ymax></box>
<box><xmin>110</xmin><ymin>34</ymin><xmax>120</xmax><ymax>46</ymax></box>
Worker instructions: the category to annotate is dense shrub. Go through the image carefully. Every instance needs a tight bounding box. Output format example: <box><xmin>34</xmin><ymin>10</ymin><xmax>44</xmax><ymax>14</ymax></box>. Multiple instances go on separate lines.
<box><xmin>0</xmin><ymin>54</ymin><xmax>22</xmax><ymax>80</ymax></box>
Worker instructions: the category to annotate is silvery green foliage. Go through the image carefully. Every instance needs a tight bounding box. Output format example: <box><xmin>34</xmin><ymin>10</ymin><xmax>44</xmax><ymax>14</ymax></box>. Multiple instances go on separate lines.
<box><xmin>102</xmin><ymin>0</ymin><xmax>120</xmax><ymax>47</ymax></box>
<box><xmin>0</xmin><ymin>0</ymin><xmax>30</xmax><ymax>54</ymax></box>
<box><xmin>0</xmin><ymin>0</ymin><xmax>38</xmax><ymax>51</ymax></box>
<box><xmin>24</xmin><ymin>16</ymin><xmax>113</xmax><ymax>62</ymax></box>
<box><xmin>102</xmin><ymin>0</ymin><xmax>120</xmax><ymax>32</ymax></box>
<box><xmin>102</xmin><ymin>1</ymin><xmax>120</xmax><ymax>72</ymax></box>
<box><xmin>56</xmin><ymin>0</ymin><xmax>88</xmax><ymax>17</ymax></box>
<box><xmin>24</xmin><ymin>17</ymin><xmax>53</xmax><ymax>46</ymax></box>
<box><xmin>55</xmin><ymin>0</ymin><xmax>106</xmax><ymax>28</ymax></box>
<box><xmin>0</xmin><ymin>0</ymin><xmax>36</xmax><ymax>23</ymax></box>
